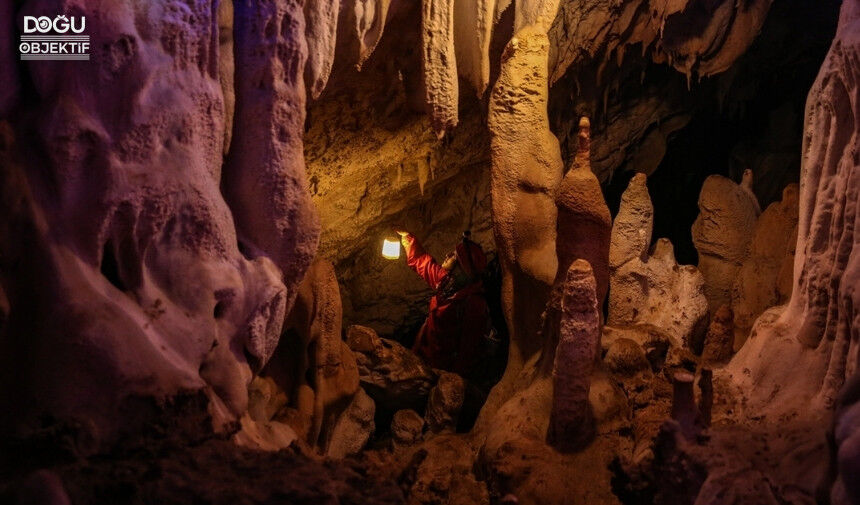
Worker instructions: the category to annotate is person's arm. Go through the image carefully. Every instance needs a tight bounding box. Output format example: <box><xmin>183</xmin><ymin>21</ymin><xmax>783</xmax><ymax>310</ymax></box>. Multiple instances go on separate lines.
<box><xmin>399</xmin><ymin>232</ymin><xmax>447</xmax><ymax>288</ymax></box>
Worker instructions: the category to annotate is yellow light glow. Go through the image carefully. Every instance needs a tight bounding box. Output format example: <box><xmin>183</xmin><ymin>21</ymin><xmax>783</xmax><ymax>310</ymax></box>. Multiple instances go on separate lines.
<box><xmin>382</xmin><ymin>237</ymin><xmax>401</xmax><ymax>259</ymax></box>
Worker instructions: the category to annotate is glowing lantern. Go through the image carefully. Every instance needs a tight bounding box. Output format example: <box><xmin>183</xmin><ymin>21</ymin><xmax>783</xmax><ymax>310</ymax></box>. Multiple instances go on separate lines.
<box><xmin>382</xmin><ymin>237</ymin><xmax>401</xmax><ymax>259</ymax></box>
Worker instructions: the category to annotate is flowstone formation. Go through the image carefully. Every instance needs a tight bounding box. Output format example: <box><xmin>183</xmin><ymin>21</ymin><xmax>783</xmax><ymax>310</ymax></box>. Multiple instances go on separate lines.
<box><xmin>726</xmin><ymin>0</ymin><xmax>860</xmax><ymax>418</ymax></box>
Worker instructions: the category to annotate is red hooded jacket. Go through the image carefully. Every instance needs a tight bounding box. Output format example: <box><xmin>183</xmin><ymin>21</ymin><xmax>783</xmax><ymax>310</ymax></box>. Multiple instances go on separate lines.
<box><xmin>403</xmin><ymin>234</ymin><xmax>489</xmax><ymax>376</ymax></box>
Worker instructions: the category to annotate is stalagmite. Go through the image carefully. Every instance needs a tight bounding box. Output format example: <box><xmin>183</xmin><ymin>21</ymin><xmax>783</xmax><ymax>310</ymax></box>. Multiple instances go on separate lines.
<box><xmin>478</xmin><ymin>13</ymin><xmax>563</xmax><ymax>427</ymax></box>
<box><xmin>304</xmin><ymin>0</ymin><xmax>341</xmax><ymax>100</ymax></box>
<box><xmin>692</xmin><ymin>174</ymin><xmax>760</xmax><ymax>311</ymax></box>
<box><xmin>548</xmin><ymin>260</ymin><xmax>600</xmax><ymax>453</ymax></box>
<box><xmin>556</xmin><ymin>117</ymin><xmax>612</xmax><ymax>306</ymax></box>
<box><xmin>609</xmin><ymin>173</ymin><xmax>653</xmax><ymax>271</ymax></box>
<box><xmin>702</xmin><ymin>305</ymin><xmax>735</xmax><ymax>364</ymax></box>
<box><xmin>609</xmin><ymin>176</ymin><xmax>709</xmax><ymax>348</ymax></box>
<box><xmin>698</xmin><ymin>369</ymin><xmax>713</xmax><ymax>428</ymax></box>
<box><xmin>422</xmin><ymin>0</ymin><xmax>459</xmax><ymax>136</ymax></box>
<box><xmin>224</xmin><ymin>0</ymin><xmax>320</xmax><ymax>316</ymax></box>
<box><xmin>670</xmin><ymin>371</ymin><xmax>699</xmax><ymax>439</ymax></box>
<box><xmin>263</xmin><ymin>259</ymin><xmax>359</xmax><ymax>450</ymax></box>
<box><xmin>731</xmin><ymin>184</ymin><xmax>799</xmax><ymax>347</ymax></box>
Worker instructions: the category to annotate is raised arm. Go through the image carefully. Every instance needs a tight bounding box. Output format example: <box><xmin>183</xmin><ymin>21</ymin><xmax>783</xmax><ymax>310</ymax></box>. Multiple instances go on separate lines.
<box><xmin>400</xmin><ymin>232</ymin><xmax>448</xmax><ymax>289</ymax></box>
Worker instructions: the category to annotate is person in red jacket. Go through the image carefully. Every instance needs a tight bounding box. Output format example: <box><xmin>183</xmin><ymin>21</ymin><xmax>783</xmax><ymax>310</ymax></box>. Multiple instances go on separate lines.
<box><xmin>395</xmin><ymin>230</ymin><xmax>491</xmax><ymax>377</ymax></box>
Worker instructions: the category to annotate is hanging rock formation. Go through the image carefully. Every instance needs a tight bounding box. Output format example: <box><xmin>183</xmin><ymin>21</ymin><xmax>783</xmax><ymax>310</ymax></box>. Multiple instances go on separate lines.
<box><xmin>548</xmin><ymin>260</ymin><xmax>600</xmax><ymax>453</ymax></box>
<box><xmin>454</xmin><ymin>0</ymin><xmax>497</xmax><ymax>96</ymax></box>
<box><xmin>609</xmin><ymin>175</ymin><xmax>709</xmax><ymax>349</ymax></box>
<box><xmin>730</xmin><ymin>183</ymin><xmax>799</xmax><ymax>347</ymax></box>
<box><xmin>422</xmin><ymin>0</ymin><xmax>459</xmax><ymax>136</ymax></box>
<box><xmin>726</xmin><ymin>0</ymin><xmax>860</xmax><ymax>414</ymax></box>
<box><xmin>692</xmin><ymin>174</ymin><xmax>761</xmax><ymax>311</ymax></box>
<box><xmin>224</xmin><ymin>0</ymin><xmax>320</xmax><ymax>317</ymax></box>
<box><xmin>304</xmin><ymin>0</ymin><xmax>341</xmax><ymax>99</ymax></box>
<box><xmin>549</xmin><ymin>0</ymin><xmax>774</xmax><ymax>84</ymax></box>
<box><xmin>555</xmin><ymin>117</ymin><xmax>612</xmax><ymax>307</ymax></box>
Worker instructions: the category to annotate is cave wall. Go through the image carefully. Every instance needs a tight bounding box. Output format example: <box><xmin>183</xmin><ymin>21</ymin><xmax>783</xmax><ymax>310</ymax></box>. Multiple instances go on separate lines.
<box><xmin>0</xmin><ymin>0</ymin><xmax>319</xmax><ymax>448</ymax></box>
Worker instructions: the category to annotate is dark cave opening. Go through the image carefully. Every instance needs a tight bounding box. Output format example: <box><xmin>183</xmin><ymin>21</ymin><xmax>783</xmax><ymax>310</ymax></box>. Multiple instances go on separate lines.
<box><xmin>603</xmin><ymin>0</ymin><xmax>840</xmax><ymax>265</ymax></box>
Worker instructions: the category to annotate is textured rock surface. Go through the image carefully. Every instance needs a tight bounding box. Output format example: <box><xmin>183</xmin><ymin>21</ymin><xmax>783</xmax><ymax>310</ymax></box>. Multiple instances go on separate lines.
<box><xmin>326</xmin><ymin>388</ymin><xmax>376</xmax><ymax>458</ymax></box>
<box><xmin>304</xmin><ymin>0</ymin><xmax>340</xmax><ymax>99</ymax></box>
<box><xmin>483</xmin><ymin>21</ymin><xmax>562</xmax><ymax>424</ymax></box>
<box><xmin>346</xmin><ymin>325</ymin><xmax>438</xmax><ymax>413</ymax></box>
<box><xmin>726</xmin><ymin>0</ymin><xmax>860</xmax><ymax>414</ymax></box>
<box><xmin>391</xmin><ymin>409</ymin><xmax>425</xmax><ymax>445</ymax></box>
<box><xmin>548</xmin><ymin>0</ymin><xmax>773</xmax><ymax>85</ymax></box>
<box><xmin>701</xmin><ymin>305</ymin><xmax>735</xmax><ymax>364</ymax></box>
<box><xmin>555</xmin><ymin>118</ymin><xmax>612</xmax><ymax>307</ymax></box>
<box><xmin>422</xmin><ymin>0</ymin><xmax>459</xmax><ymax>136</ymax></box>
<box><xmin>730</xmin><ymin>184</ymin><xmax>799</xmax><ymax>346</ymax></box>
<box><xmin>692</xmin><ymin>174</ymin><xmax>761</xmax><ymax>311</ymax></box>
<box><xmin>263</xmin><ymin>259</ymin><xmax>359</xmax><ymax>450</ymax></box>
<box><xmin>826</xmin><ymin>373</ymin><xmax>860</xmax><ymax>505</ymax></box>
<box><xmin>609</xmin><ymin>176</ymin><xmax>709</xmax><ymax>348</ymax></box>
<box><xmin>0</xmin><ymin>1</ymin><xmax>317</xmax><ymax>446</ymax></box>
<box><xmin>425</xmin><ymin>372</ymin><xmax>466</xmax><ymax>434</ymax></box>
<box><xmin>224</xmin><ymin>0</ymin><xmax>320</xmax><ymax>315</ymax></box>
<box><xmin>548</xmin><ymin>260</ymin><xmax>600</xmax><ymax>452</ymax></box>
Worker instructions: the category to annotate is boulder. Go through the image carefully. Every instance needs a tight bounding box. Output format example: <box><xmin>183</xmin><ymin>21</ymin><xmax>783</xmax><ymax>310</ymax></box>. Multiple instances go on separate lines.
<box><xmin>346</xmin><ymin>325</ymin><xmax>438</xmax><ymax>413</ymax></box>
<box><xmin>605</xmin><ymin>338</ymin><xmax>650</xmax><ymax>376</ymax></box>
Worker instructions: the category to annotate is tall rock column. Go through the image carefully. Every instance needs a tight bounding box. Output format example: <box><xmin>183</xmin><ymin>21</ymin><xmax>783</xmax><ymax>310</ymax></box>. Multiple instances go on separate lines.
<box><xmin>224</xmin><ymin>0</ymin><xmax>321</xmax><ymax>318</ymax></box>
<box><xmin>482</xmin><ymin>6</ymin><xmax>561</xmax><ymax>425</ymax></box>
<box><xmin>726</xmin><ymin>0</ymin><xmax>860</xmax><ymax>414</ymax></box>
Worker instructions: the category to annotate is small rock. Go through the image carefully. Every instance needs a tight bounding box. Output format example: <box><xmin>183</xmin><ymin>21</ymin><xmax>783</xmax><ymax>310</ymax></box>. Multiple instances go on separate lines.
<box><xmin>605</xmin><ymin>338</ymin><xmax>650</xmax><ymax>376</ymax></box>
<box><xmin>391</xmin><ymin>409</ymin><xmax>424</xmax><ymax>445</ymax></box>
<box><xmin>425</xmin><ymin>372</ymin><xmax>465</xmax><ymax>433</ymax></box>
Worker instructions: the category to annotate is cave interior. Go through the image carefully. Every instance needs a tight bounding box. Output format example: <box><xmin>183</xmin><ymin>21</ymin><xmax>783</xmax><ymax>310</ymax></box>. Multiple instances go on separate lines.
<box><xmin>0</xmin><ymin>0</ymin><xmax>859</xmax><ymax>504</ymax></box>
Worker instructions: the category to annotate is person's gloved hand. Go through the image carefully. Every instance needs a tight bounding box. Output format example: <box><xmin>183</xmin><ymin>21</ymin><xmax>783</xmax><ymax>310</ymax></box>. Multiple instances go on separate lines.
<box><xmin>395</xmin><ymin>230</ymin><xmax>411</xmax><ymax>250</ymax></box>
